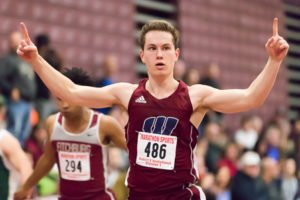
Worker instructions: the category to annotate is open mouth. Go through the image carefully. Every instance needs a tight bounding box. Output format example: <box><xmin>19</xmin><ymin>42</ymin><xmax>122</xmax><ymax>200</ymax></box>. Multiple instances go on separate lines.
<box><xmin>155</xmin><ymin>62</ymin><xmax>165</xmax><ymax>66</ymax></box>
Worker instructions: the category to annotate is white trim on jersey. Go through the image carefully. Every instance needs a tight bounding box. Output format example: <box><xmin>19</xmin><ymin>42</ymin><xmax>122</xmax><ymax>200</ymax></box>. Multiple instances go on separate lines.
<box><xmin>189</xmin><ymin>126</ymin><xmax>197</xmax><ymax>182</ymax></box>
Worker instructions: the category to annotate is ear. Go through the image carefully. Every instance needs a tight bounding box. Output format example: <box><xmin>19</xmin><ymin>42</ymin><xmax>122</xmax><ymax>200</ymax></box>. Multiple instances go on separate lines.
<box><xmin>139</xmin><ymin>49</ymin><xmax>145</xmax><ymax>63</ymax></box>
<box><xmin>175</xmin><ymin>48</ymin><xmax>180</xmax><ymax>61</ymax></box>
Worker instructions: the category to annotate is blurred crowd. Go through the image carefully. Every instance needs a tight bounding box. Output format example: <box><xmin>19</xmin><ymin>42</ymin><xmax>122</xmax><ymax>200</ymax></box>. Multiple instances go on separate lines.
<box><xmin>0</xmin><ymin>30</ymin><xmax>299</xmax><ymax>200</ymax></box>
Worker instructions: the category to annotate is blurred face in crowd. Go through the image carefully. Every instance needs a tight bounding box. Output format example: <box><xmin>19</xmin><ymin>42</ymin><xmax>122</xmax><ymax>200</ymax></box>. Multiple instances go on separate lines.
<box><xmin>266</xmin><ymin>126</ymin><xmax>281</xmax><ymax>147</ymax></box>
<box><xmin>140</xmin><ymin>31</ymin><xmax>179</xmax><ymax>78</ymax></box>
<box><xmin>186</xmin><ymin>68</ymin><xmax>200</xmax><ymax>86</ymax></box>
<box><xmin>205</xmin><ymin>122</ymin><xmax>220</xmax><ymax>143</ymax></box>
<box><xmin>251</xmin><ymin>116</ymin><xmax>263</xmax><ymax>134</ymax></box>
<box><xmin>262</xmin><ymin>158</ymin><xmax>279</xmax><ymax>181</ymax></box>
<box><xmin>225</xmin><ymin>143</ymin><xmax>239</xmax><ymax>161</ymax></box>
<box><xmin>243</xmin><ymin>164</ymin><xmax>260</xmax><ymax>178</ymax></box>
<box><xmin>283</xmin><ymin>158</ymin><xmax>296</xmax><ymax>178</ymax></box>
<box><xmin>216</xmin><ymin>166</ymin><xmax>231</xmax><ymax>189</ymax></box>
<box><xmin>34</xmin><ymin>127</ymin><xmax>47</xmax><ymax>144</ymax></box>
<box><xmin>295</xmin><ymin>119</ymin><xmax>300</xmax><ymax>133</ymax></box>
<box><xmin>174</xmin><ymin>60</ymin><xmax>186</xmax><ymax>80</ymax></box>
<box><xmin>207</xmin><ymin>63</ymin><xmax>220</xmax><ymax>80</ymax></box>
<box><xmin>10</xmin><ymin>31</ymin><xmax>23</xmax><ymax>51</ymax></box>
<box><xmin>104</xmin><ymin>55</ymin><xmax>118</xmax><ymax>76</ymax></box>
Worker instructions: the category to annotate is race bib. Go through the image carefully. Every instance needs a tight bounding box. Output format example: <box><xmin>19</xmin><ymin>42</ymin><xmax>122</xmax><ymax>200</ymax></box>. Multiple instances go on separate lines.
<box><xmin>136</xmin><ymin>132</ymin><xmax>177</xmax><ymax>170</ymax></box>
<box><xmin>59</xmin><ymin>152</ymin><xmax>90</xmax><ymax>181</ymax></box>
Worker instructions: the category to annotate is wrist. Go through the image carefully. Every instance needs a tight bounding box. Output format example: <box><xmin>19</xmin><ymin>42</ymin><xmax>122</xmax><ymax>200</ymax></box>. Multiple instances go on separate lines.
<box><xmin>268</xmin><ymin>57</ymin><xmax>282</xmax><ymax>66</ymax></box>
<box><xmin>28</xmin><ymin>54</ymin><xmax>41</xmax><ymax>67</ymax></box>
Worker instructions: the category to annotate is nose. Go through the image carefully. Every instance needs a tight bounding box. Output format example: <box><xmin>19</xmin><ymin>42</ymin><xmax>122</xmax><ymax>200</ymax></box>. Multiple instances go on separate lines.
<box><xmin>156</xmin><ymin>49</ymin><xmax>163</xmax><ymax>58</ymax></box>
<box><xmin>61</xmin><ymin>100</ymin><xmax>69</xmax><ymax>109</ymax></box>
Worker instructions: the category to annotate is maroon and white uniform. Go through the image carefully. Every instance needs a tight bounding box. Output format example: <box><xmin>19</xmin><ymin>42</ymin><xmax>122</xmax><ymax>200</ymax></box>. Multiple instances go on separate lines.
<box><xmin>51</xmin><ymin>111</ymin><xmax>115</xmax><ymax>200</ymax></box>
<box><xmin>125</xmin><ymin>79</ymin><xmax>205</xmax><ymax>199</ymax></box>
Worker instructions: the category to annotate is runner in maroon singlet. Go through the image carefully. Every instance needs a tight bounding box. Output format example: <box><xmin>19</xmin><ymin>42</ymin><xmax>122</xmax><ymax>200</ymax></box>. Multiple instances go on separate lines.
<box><xmin>14</xmin><ymin>68</ymin><xmax>127</xmax><ymax>200</ymax></box>
<box><xmin>16</xmin><ymin>18</ymin><xmax>288</xmax><ymax>200</ymax></box>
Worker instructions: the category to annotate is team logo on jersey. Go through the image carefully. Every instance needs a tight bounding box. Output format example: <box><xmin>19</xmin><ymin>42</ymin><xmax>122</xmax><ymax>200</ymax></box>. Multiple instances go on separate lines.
<box><xmin>142</xmin><ymin>116</ymin><xmax>179</xmax><ymax>135</ymax></box>
<box><xmin>135</xmin><ymin>95</ymin><xmax>147</xmax><ymax>103</ymax></box>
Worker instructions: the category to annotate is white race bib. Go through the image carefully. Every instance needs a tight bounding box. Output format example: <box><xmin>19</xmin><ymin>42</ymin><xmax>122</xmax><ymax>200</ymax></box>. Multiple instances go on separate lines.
<box><xmin>136</xmin><ymin>132</ymin><xmax>177</xmax><ymax>170</ymax></box>
<box><xmin>59</xmin><ymin>152</ymin><xmax>90</xmax><ymax>181</ymax></box>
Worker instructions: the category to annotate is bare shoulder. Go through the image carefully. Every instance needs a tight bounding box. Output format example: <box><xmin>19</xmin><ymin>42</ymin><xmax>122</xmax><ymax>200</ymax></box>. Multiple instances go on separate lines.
<box><xmin>99</xmin><ymin>114</ymin><xmax>118</xmax><ymax>129</ymax></box>
<box><xmin>0</xmin><ymin>132</ymin><xmax>18</xmax><ymax>146</ymax></box>
<box><xmin>111</xmin><ymin>82</ymin><xmax>138</xmax><ymax>109</ymax></box>
<box><xmin>45</xmin><ymin>114</ymin><xmax>58</xmax><ymax>136</ymax></box>
<box><xmin>112</xmin><ymin>82</ymin><xmax>138</xmax><ymax>93</ymax></box>
<box><xmin>0</xmin><ymin>131</ymin><xmax>21</xmax><ymax>154</ymax></box>
<box><xmin>188</xmin><ymin>84</ymin><xmax>215</xmax><ymax>99</ymax></box>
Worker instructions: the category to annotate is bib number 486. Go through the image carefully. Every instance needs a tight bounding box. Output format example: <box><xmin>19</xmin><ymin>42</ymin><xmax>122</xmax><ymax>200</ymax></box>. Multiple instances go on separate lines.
<box><xmin>144</xmin><ymin>142</ymin><xmax>166</xmax><ymax>159</ymax></box>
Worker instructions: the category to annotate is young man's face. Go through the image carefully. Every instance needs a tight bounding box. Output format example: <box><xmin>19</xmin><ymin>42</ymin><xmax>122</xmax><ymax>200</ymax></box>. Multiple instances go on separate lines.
<box><xmin>140</xmin><ymin>31</ymin><xmax>179</xmax><ymax>78</ymax></box>
<box><xmin>56</xmin><ymin>98</ymin><xmax>82</xmax><ymax>118</ymax></box>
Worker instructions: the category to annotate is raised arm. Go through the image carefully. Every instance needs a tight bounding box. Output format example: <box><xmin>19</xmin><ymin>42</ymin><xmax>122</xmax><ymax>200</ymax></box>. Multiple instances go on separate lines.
<box><xmin>191</xmin><ymin>18</ymin><xmax>289</xmax><ymax>113</ymax></box>
<box><xmin>16</xmin><ymin>23</ymin><xmax>134</xmax><ymax>109</ymax></box>
<box><xmin>14</xmin><ymin>115</ymin><xmax>56</xmax><ymax>200</ymax></box>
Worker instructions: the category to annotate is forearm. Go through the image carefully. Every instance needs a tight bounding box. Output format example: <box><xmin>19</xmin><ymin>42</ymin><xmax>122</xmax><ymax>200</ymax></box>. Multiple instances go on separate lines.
<box><xmin>247</xmin><ymin>57</ymin><xmax>281</xmax><ymax>106</ymax></box>
<box><xmin>22</xmin><ymin>154</ymin><xmax>55</xmax><ymax>190</ymax></box>
<box><xmin>29</xmin><ymin>55</ymin><xmax>76</xmax><ymax>103</ymax></box>
<box><xmin>19</xmin><ymin>165</ymin><xmax>33</xmax><ymax>186</ymax></box>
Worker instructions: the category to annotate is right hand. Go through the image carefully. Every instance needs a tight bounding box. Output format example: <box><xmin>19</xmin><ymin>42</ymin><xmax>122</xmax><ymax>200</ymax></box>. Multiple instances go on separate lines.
<box><xmin>16</xmin><ymin>22</ymin><xmax>38</xmax><ymax>63</ymax></box>
<box><xmin>13</xmin><ymin>187</ymin><xmax>32</xmax><ymax>200</ymax></box>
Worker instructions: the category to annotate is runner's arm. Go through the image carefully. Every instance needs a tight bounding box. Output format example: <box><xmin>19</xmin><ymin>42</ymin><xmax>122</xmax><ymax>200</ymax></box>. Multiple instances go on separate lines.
<box><xmin>191</xmin><ymin>18</ymin><xmax>288</xmax><ymax>113</ymax></box>
<box><xmin>100</xmin><ymin>115</ymin><xmax>127</xmax><ymax>151</ymax></box>
<box><xmin>17</xmin><ymin>22</ymin><xmax>131</xmax><ymax>109</ymax></box>
<box><xmin>14</xmin><ymin>115</ymin><xmax>56</xmax><ymax>200</ymax></box>
<box><xmin>1</xmin><ymin>134</ymin><xmax>32</xmax><ymax>185</ymax></box>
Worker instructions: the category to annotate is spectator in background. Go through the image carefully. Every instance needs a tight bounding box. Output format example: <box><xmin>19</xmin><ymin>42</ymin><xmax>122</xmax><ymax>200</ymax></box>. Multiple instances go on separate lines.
<box><xmin>231</xmin><ymin>151</ymin><xmax>263</xmax><ymax>200</ymax></box>
<box><xmin>199</xmin><ymin>63</ymin><xmax>222</xmax><ymax>132</ymax></box>
<box><xmin>183</xmin><ymin>67</ymin><xmax>200</xmax><ymax>86</ymax></box>
<box><xmin>200</xmin><ymin>172</ymin><xmax>216</xmax><ymax>200</ymax></box>
<box><xmin>95</xmin><ymin>55</ymin><xmax>119</xmax><ymax>114</ymax></box>
<box><xmin>218</xmin><ymin>142</ymin><xmax>240</xmax><ymax>177</ymax></box>
<box><xmin>257</xmin><ymin>157</ymin><xmax>282</xmax><ymax>200</ymax></box>
<box><xmin>281</xmin><ymin>158</ymin><xmax>298</xmax><ymax>200</ymax></box>
<box><xmin>200</xmin><ymin>62</ymin><xmax>220</xmax><ymax>89</ymax></box>
<box><xmin>0</xmin><ymin>31</ymin><xmax>36</xmax><ymax>147</ymax></box>
<box><xmin>0</xmin><ymin>98</ymin><xmax>32</xmax><ymax>199</ymax></box>
<box><xmin>24</xmin><ymin>124</ymin><xmax>47</xmax><ymax>167</ymax></box>
<box><xmin>173</xmin><ymin>59</ymin><xmax>186</xmax><ymax>81</ymax></box>
<box><xmin>34</xmin><ymin>34</ymin><xmax>62</xmax><ymax>122</ymax></box>
<box><xmin>214</xmin><ymin>166</ymin><xmax>232</xmax><ymax>200</ymax></box>
<box><xmin>204</xmin><ymin>122</ymin><xmax>224</xmax><ymax>173</ymax></box>
<box><xmin>264</xmin><ymin>125</ymin><xmax>281</xmax><ymax>161</ymax></box>
<box><xmin>291</xmin><ymin>117</ymin><xmax>300</xmax><ymax>168</ymax></box>
<box><xmin>251</xmin><ymin>115</ymin><xmax>264</xmax><ymax>135</ymax></box>
<box><xmin>234</xmin><ymin>115</ymin><xmax>258</xmax><ymax>150</ymax></box>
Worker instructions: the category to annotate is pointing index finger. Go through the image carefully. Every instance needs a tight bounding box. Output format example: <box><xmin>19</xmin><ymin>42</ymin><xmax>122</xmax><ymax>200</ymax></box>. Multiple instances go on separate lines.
<box><xmin>273</xmin><ymin>18</ymin><xmax>278</xmax><ymax>36</ymax></box>
<box><xmin>20</xmin><ymin>22</ymin><xmax>31</xmax><ymax>44</ymax></box>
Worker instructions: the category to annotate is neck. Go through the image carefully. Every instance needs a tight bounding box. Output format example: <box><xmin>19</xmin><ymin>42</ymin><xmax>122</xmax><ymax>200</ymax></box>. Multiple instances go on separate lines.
<box><xmin>64</xmin><ymin>108</ymin><xmax>91</xmax><ymax>132</ymax></box>
<box><xmin>146</xmin><ymin>75</ymin><xmax>178</xmax><ymax>99</ymax></box>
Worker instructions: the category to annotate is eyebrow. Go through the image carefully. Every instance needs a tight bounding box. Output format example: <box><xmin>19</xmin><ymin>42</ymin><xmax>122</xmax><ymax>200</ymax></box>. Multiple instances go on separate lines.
<box><xmin>146</xmin><ymin>43</ymin><xmax>172</xmax><ymax>47</ymax></box>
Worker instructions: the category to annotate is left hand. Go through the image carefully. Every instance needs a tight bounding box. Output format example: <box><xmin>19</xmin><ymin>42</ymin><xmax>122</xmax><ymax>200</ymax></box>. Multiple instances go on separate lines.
<box><xmin>265</xmin><ymin>18</ymin><xmax>289</xmax><ymax>62</ymax></box>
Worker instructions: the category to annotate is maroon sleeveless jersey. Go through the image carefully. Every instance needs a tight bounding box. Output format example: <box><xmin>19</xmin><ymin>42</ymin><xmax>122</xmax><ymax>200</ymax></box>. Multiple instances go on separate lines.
<box><xmin>51</xmin><ymin>111</ymin><xmax>115</xmax><ymax>200</ymax></box>
<box><xmin>125</xmin><ymin>79</ymin><xmax>199</xmax><ymax>194</ymax></box>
